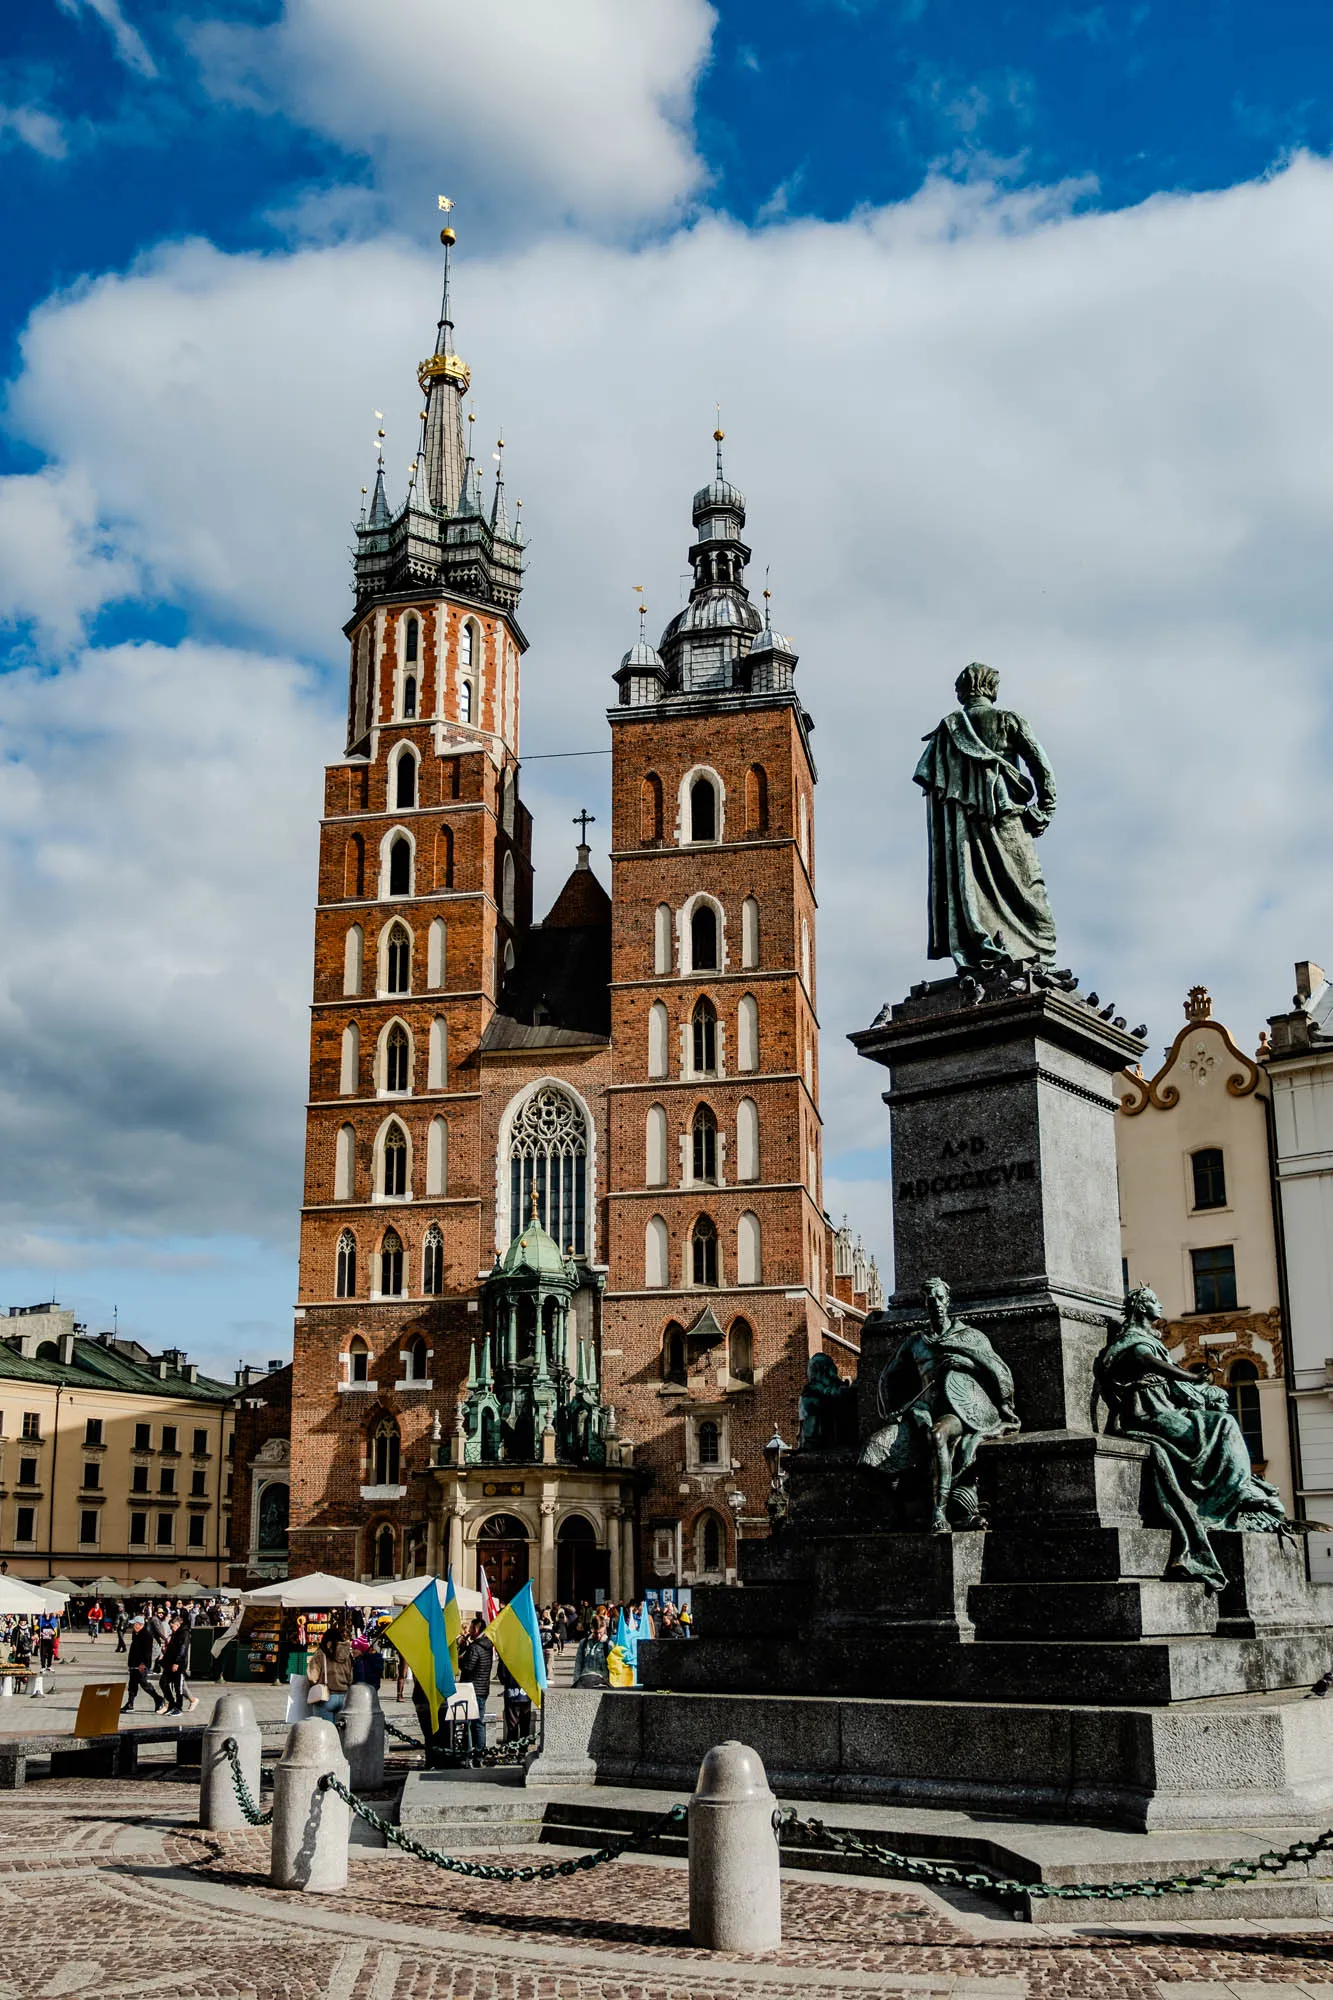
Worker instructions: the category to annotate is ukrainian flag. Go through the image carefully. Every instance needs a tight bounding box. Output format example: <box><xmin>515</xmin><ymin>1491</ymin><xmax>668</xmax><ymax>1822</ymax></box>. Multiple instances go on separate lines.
<box><xmin>606</xmin><ymin>1606</ymin><xmax>636</xmax><ymax>1687</ymax></box>
<box><xmin>483</xmin><ymin>1579</ymin><xmax>548</xmax><ymax>1708</ymax></box>
<box><xmin>384</xmin><ymin>1579</ymin><xmax>456</xmax><ymax>1730</ymax></box>
<box><xmin>442</xmin><ymin>1570</ymin><xmax>462</xmax><ymax>1680</ymax></box>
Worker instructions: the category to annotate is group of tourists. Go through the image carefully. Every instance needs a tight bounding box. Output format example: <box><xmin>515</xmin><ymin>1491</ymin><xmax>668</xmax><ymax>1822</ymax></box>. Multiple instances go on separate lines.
<box><xmin>122</xmin><ymin>1607</ymin><xmax>202</xmax><ymax>1714</ymax></box>
<box><xmin>567</xmin><ymin>1597</ymin><xmax>690</xmax><ymax>1686</ymax></box>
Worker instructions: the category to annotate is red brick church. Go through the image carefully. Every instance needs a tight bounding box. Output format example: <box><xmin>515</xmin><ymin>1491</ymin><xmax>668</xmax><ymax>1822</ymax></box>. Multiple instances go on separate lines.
<box><xmin>286</xmin><ymin>234</ymin><xmax>881</xmax><ymax>1603</ymax></box>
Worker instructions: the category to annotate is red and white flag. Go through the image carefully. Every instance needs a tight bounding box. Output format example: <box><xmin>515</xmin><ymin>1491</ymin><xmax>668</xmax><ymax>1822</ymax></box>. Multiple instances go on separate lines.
<box><xmin>479</xmin><ymin>1565</ymin><xmax>499</xmax><ymax>1626</ymax></box>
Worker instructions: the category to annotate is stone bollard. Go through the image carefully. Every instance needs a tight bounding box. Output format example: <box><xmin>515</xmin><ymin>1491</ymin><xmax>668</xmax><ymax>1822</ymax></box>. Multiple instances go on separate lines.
<box><xmin>688</xmin><ymin>1741</ymin><xmax>782</xmax><ymax>1952</ymax></box>
<box><xmin>270</xmin><ymin>1718</ymin><xmax>351</xmax><ymax>1892</ymax></box>
<box><xmin>200</xmin><ymin>1693</ymin><xmax>262</xmax><ymax>1831</ymax></box>
<box><xmin>342</xmin><ymin>1683</ymin><xmax>386</xmax><ymax>1792</ymax></box>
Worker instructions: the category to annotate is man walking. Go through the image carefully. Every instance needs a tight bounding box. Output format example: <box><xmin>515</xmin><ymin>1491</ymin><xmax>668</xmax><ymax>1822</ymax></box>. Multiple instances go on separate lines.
<box><xmin>457</xmin><ymin>1615</ymin><xmax>494</xmax><ymax>1759</ymax></box>
<box><xmin>158</xmin><ymin>1615</ymin><xmax>190</xmax><ymax>1713</ymax></box>
<box><xmin>122</xmin><ymin>1617</ymin><xmax>165</xmax><ymax>1713</ymax></box>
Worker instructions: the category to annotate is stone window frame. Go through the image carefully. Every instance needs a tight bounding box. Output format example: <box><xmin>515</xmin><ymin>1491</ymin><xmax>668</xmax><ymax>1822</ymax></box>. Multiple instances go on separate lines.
<box><xmin>677</xmin><ymin>764</ymin><xmax>726</xmax><ymax>847</ymax></box>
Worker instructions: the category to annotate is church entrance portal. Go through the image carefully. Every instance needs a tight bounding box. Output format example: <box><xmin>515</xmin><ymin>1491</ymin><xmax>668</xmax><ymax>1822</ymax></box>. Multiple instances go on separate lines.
<box><xmin>556</xmin><ymin>1512</ymin><xmax>606</xmax><ymax>1603</ymax></box>
<box><xmin>477</xmin><ymin>1514</ymin><xmax>529</xmax><ymax>1603</ymax></box>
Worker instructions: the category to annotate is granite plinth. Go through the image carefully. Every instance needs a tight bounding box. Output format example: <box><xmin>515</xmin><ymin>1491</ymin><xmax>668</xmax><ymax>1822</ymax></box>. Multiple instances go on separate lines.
<box><xmin>850</xmin><ymin>980</ymin><xmax>1140</xmax><ymax>1432</ymax></box>
<box><xmin>526</xmin><ymin>1684</ymin><xmax>1333</xmax><ymax>1830</ymax></box>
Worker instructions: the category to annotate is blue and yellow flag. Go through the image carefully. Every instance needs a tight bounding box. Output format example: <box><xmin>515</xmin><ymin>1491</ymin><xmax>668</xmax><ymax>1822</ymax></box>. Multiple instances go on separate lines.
<box><xmin>442</xmin><ymin>1571</ymin><xmax>462</xmax><ymax>1681</ymax></box>
<box><xmin>483</xmin><ymin>1579</ymin><xmax>548</xmax><ymax>1708</ymax></box>
<box><xmin>384</xmin><ymin>1579</ymin><xmax>456</xmax><ymax>1730</ymax></box>
<box><xmin>607</xmin><ymin>1606</ymin><xmax>636</xmax><ymax>1687</ymax></box>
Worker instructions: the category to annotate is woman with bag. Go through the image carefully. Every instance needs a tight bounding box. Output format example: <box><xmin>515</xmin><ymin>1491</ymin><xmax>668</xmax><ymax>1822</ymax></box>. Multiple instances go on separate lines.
<box><xmin>306</xmin><ymin>1615</ymin><xmax>354</xmax><ymax>1721</ymax></box>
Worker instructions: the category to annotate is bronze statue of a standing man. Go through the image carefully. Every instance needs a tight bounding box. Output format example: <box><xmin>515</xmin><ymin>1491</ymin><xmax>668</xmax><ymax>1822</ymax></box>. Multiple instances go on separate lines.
<box><xmin>915</xmin><ymin>663</ymin><xmax>1057</xmax><ymax>973</ymax></box>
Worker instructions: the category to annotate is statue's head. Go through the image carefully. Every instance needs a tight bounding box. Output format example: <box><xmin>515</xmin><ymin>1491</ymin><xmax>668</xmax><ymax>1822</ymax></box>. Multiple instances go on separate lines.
<box><xmin>955</xmin><ymin>662</ymin><xmax>1000</xmax><ymax>706</ymax></box>
<box><xmin>807</xmin><ymin>1353</ymin><xmax>839</xmax><ymax>1387</ymax></box>
<box><xmin>923</xmin><ymin>1275</ymin><xmax>951</xmax><ymax>1328</ymax></box>
<box><xmin>1125</xmin><ymin>1283</ymin><xmax>1163</xmax><ymax>1327</ymax></box>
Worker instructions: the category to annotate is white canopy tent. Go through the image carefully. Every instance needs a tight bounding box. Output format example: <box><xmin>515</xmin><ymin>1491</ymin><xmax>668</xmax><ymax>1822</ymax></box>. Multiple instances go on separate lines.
<box><xmin>387</xmin><ymin>1575</ymin><xmax>485</xmax><ymax>1617</ymax></box>
<box><xmin>0</xmin><ymin>1576</ymin><xmax>68</xmax><ymax>1614</ymax></box>
<box><xmin>238</xmin><ymin>1571</ymin><xmax>387</xmax><ymax>1610</ymax></box>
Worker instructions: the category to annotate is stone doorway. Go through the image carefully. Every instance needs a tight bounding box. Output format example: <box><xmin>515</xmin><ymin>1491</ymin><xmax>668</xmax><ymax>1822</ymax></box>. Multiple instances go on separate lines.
<box><xmin>477</xmin><ymin>1513</ymin><xmax>529</xmax><ymax>1603</ymax></box>
<box><xmin>556</xmin><ymin>1512</ymin><xmax>606</xmax><ymax>1603</ymax></box>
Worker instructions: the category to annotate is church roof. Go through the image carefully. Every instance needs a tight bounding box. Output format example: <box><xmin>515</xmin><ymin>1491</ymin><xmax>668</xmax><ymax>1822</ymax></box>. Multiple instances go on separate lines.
<box><xmin>498</xmin><ymin>1211</ymin><xmax>570</xmax><ymax>1280</ymax></box>
<box><xmin>478</xmin><ymin>847</ymin><xmax>611</xmax><ymax>1053</ymax></box>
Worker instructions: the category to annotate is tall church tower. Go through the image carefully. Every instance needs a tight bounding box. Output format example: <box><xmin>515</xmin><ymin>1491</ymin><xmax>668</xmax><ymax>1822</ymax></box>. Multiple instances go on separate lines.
<box><xmin>603</xmin><ymin>435</ymin><xmax>830</xmax><ymax>1589</ymax></box>
<box><xmin>288</xmin><ymin>232</ymin><xmax>533</xmax><ymax>1580</ymax></box>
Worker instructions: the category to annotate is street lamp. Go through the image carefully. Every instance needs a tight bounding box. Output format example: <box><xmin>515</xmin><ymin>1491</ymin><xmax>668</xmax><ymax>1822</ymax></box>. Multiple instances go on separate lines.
<box><xmin>764</xmin><ymin>1428</ymin><xmax>790</xmax><ymax>1531</ymax></box>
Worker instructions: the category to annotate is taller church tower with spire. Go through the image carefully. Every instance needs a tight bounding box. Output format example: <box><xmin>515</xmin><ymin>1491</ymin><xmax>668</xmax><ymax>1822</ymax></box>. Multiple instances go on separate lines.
<box><xmin>284</xmin><ymin>243</ymin><xmax>880</xmax><ymax>1597</ymax></box>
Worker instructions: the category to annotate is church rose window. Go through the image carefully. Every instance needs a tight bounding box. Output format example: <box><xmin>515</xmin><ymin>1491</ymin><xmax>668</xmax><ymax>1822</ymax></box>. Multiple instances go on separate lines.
<box><xmin>508</xmin><ymin>1085</ymin><xmax>588</xmax><ymax>1254</ymax></box>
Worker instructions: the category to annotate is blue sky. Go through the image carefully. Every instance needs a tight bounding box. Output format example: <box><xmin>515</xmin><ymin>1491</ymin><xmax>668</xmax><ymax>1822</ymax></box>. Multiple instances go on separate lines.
<box><xmin>3</xmin><ymin>0</ymin><xmax>1333</xmax><ymax>1373</ymax></box>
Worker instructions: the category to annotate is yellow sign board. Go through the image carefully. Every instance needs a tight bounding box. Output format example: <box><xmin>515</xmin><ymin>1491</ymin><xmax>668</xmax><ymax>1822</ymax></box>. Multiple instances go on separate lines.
<box><xmin>73</xmin><ymin>1682</ymin><xmax>123</xmax><ymax>1738</ymax></box>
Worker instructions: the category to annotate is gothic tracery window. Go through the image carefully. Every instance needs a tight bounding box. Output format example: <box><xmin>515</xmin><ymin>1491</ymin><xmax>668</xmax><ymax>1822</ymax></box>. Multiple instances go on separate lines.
<box><xmin>507</xmin><ymin>1085</ymin><xmax>588</xmax><ymax>1254</ymax></box>
<box><xmin>380</xmin><ymin>1227</ymin><xmax>404</xmax><ymax>1295</ymax></box>
<box><xmin>335</xmin><ymin>1230</ymin><xmax>357</xmax><ymax>1298</ymax></box>
<box><xmin>422</xmin><ymin>1223</ymin><xmax>444</xmax><ymax>1295</ymax></box>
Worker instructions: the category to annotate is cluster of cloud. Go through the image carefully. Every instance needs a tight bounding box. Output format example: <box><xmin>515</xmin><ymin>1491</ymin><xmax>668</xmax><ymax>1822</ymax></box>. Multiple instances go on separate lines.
<box><xmin>5</xmin><ymin>0</ymin><xmax>1333</xmax><ymax>1328</ymax></box>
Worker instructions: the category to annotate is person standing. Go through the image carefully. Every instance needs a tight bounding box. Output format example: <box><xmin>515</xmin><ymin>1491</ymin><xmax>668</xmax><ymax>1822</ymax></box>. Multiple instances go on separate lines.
<box><xmin>123</xmin><ymin>1617</ymin><xmax>165</xmax><ymax>1713</ymax></box>
<box><xmin>573</xmin><ymin>1613</ymin><xmax>611</xmax><ymax>1688</ymax></box>
<box><xmin>36</xmin><ymin>1615</ymin><xmax>57</xmax><ymax>1674</ymax></box>
<box><xmin>158</xmin><ymin>1615</ymin><xmax>190</xmax><ymax>1713</ymax></box>
<box><xmin>114</xmin><ymin>1606</ymin><xmax>129</xmax><ymax>1653</ymax></box>
<box><xmin>457</xmin><ymin>1616</ymin><xmax>494</xmax><ymax>1758</ymax></box>
<box><xmin>307</xmin><ymin>1616</ymin><xmax>354</xmax><ymax>1721</ymax></box>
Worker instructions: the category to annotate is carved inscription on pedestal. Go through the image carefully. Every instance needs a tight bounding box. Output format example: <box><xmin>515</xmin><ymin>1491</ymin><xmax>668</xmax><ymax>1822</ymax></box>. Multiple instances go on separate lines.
<box><xmin>897</xmin><ymin>1135</ymin><xmax>1035</xmax><ymax>1217</ymax></box>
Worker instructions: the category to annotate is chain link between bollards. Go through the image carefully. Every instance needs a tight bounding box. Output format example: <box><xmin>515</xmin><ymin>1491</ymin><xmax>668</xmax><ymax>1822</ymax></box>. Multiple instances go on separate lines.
<box><xmin>221</xmin><ymin>1736</ymin><xmax>273</xmax><ymax>1826</ymax></box>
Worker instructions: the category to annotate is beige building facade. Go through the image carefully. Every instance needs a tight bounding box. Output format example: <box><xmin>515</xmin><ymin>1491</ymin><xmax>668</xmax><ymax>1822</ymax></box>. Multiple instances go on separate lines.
<box><xmin>1115</xmin><ymin>986</ymin><xmax>1293</xmax><ymax>1509</ymax></box>
<box><xmin>0</xmin><ymin>1307</ymin><xmax>236</xmax><ymax>1586</ymax></box>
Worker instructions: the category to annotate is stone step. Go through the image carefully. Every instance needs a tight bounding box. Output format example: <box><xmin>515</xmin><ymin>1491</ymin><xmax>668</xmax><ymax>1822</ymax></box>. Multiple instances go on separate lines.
<box><xmin>966</xmin><ymin>1578</ymin><xmax>1217</xmax><ymax>1641</ymax></box>
<box><xmin>979</xmin><ymin>1525</ymin><xmax>1174</xmax><ymax>1583</ymax></box>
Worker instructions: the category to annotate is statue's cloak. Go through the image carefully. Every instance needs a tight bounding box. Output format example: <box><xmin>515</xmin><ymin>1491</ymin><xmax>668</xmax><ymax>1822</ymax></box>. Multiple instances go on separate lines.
<box><xmin>914</xmin><ymin>706</ymin><xmax>1057</xmax><ymax>969</ymax></box>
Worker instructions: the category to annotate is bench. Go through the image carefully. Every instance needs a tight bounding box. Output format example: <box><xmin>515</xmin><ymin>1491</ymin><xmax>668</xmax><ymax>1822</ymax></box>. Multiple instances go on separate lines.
<box><xmin>0</xmin><ymin>1724</ymin><xmax>206</xmax><ymax>1789</ymax></box>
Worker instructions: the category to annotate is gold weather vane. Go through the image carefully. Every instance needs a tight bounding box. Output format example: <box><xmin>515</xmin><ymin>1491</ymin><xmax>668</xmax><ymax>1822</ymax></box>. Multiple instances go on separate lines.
<box><xmin>438</xmin><ymin>195</ymin><xmax>455</xmax><ymax>212</ymax></box>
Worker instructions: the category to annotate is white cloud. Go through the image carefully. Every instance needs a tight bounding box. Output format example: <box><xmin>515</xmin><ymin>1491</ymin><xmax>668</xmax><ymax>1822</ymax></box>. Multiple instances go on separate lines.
<box><xmin>190</xmin><ymin>0</ymin><xmax>713</xmax><ymax>237</ymax></box>
<box><xmin>9</xmin><ymin>156</ymin><xmax>1333</xmax><ymax>1277</ymax></box>
<box><xmin>0</xmin><ymin>466</ymin><xmax>138</xmax><ymax>645</ymax></box>
<box><xmin>0</xmin><ymin>102</ymin><xmax>67</xmax><ymax>160</ymax></box>
<box><xmin>54</xmin><ymin>0</ymin><xmax>157</xmax><ymax>79</ymax></box>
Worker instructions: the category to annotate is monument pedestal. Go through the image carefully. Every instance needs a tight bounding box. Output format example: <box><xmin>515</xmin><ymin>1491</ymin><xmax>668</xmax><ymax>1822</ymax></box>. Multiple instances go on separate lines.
<box><xmin>635</xmin><ymin>978</ymin><xmax>1333</xmax><ymax>1828</ymax></box>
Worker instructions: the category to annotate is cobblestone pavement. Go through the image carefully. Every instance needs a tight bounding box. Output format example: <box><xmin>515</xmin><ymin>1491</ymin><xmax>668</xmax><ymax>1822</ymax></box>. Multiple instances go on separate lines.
<box><xmin>3</xmin><ymin>1768</ymin><xmax>1333</xmax><ymax>1998</ymax></box>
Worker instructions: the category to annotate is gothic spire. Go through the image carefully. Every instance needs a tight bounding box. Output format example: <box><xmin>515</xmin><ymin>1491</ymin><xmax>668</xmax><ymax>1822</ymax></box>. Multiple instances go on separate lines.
<box><xmin>418</xmin><ymin>223</ymin><xmax>470</xmax><ymax>517</ymax></box>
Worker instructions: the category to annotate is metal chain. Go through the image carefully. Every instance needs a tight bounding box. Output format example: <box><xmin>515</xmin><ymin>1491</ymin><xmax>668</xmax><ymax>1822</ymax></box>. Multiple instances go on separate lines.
<box><xmin>320</xmin><ymin>1771</ymin><xmax>686</xmax><ymax>1881</ymax></box>
<box><xmin>381</xmin><ymin>1719</ymin><xmax>541</xmax><ymax>1766</ymax></box>
<box><xmin>776</xmin><ymin>1809</ymin><xmax>1333</xmax><ymax>1909</ymax></box>
<box><xmin>383</xmin><ymin>1720</ymin><xmax>422</xmax><ymax>1747</ymax></box>
<box><xmin>221</xmin><ymin>1737</ymin><xmax>273</xmax><ymax>1827</ymax></box>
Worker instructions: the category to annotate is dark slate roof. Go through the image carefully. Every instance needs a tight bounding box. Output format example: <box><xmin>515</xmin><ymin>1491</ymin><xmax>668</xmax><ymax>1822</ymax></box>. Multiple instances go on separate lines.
<box><xmin>479</xmin><ymin>860</ymin><xmax>611</xmax><ymax>1053</ymax></box>
<box><xmin>0</xmin><ymin>1335</ymin><xmax>234</xmax><ymax>1404</ymax></box>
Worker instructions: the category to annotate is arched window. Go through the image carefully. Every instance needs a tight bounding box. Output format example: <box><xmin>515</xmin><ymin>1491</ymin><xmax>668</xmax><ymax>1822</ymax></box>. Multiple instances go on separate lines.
<box><xmin>690</xmin><ymin>901</ymin><xmax>719</xmax><ymax>972</ymax></box>
<box><xmin>698</xmin><ymin>1512</ymin><xmax>724</xmax><ymax>1573</ymax></box>
<box><xmin>385</xmin><ymin>1023</ymin><xmax>410</xmax><ymax>1093</ymax></box>
<box><xmin>641</xmin><ymin>773</ymin><xmax>664</xmax><ymax>844</ymax></box>
<box><xmin>422</xmin><ymin>1225</ymin><xmax>444</xmax><ymax>1295</ymax></box>
<box><xmin>502</xmin><ymin>850</ymin><xmax>516</xmax><ymax>921</ymax></box>
<box><xmin>348</xmin><ymin>1334</ymin><xmax>369</xmax><ymax>1384</ymax></box>
<box><xmin>403</xmin><ymin>675</ymin><xmax>417</xmax><ymax>720</ymax></box>
<box><xmin>426</xmin><ymin>1116</ymin><xmax>447</xmax><ymax>1197</ymax></box>
<box><xmin>382</xmin><ymin>1123</ymin><xmax>408</xmax><ymax>1198</ymax></box>
<box><xmin>405</xmin><ymin>1334</ymin><xmax>429</xmax><ymax>1381</ymax></box>
<box><xmin>389</xmin><ymin>835</ymin><xmax>412</xmax><ymax>897</ymax></box>
<box><xmin>691</xmin><ymin>1104</ymin><xmax>718</xmax><ymax>1184</ymax></box>
<box><xmin>460</xmin><ymin>620</ymin><xmax>474</xmax><ymax>669</ymax></box>
<box><xmin>741</xmin><ymin>896</ymin><xmax>760</xmax><ymax>969</ymax></box>
<box><xmin>501</xmin><ymin>770</ymin><xmax>516</xmax><ymax>833</ymax></box>
<box><xmin>800</xmin><ymin>916</ymin><xmax>811</xmax><ymax>991</ymax></box>
<box><xmin>344</xmin><ymin>835</ymin><xmax>365</xmax><ymax>899</ymax></box>
<box><xmin>435</xmin><ymin>826</ymin><xmax>454</xmax><ymax>890</ymax></box>
<box><xmin>745</xmin><ymin>765</ymin><xmax>769</xmax><ymax>835</ymax></box>
<box><xmin>380</xmin><ymin>1227</ymin><xmax>404</xmax><ymax>1295</ymax></box>
<box><xmin>692</xmin><ymin>1214</ymin><xmax>719</xmax><ymax>1287</ymax></box>
<box><xmin>373</xmin><ymin>1524</ymin><xmax>396</xmax><ymax>1578</ymax></box>
<box><xmin>395</xmin><ymin>753</ymin><xmax>417</xmax><ymax>809</ymax></box>
<box><xmin>335</xmin><ymin>1230</ymin><xmax>357</xmax><ymax>1298</ymax></box>
<box><xmin>648</xmin><ymin>1000</ymin><xmax>669</xmax><ymax>1080</ymax></box>
<box><xmin>404</xmin><ymin>615</ymin><xmax>419</xmax><ymax>665</ymax></box>
<box><xmin>645</xmin><ymin>1214</ymin><xmax>669</xmax><ymax>1289</ymax></box>
<box><xmin>692</xmin><ymin>998</ymin><xmax>718</xmax><ymax>1076</ymax></box>
<box><xmin>689</xmin><ymin>774</ymin><xmax>718</xmax><ymax>843</ymax></box>
<box><xmin>1192</xmin><ymin>1148</ymin><xmax>1227</xmax><ymax>1210</ymax></box>
<box><xmin>698</xmin><ymin>1419</ymin><xmax>721</xmax><ymax>1465</ymax></box>
<box><xmin>508</xmin><ymin>1084</ymin><xmax>588</xmax><ymax>1253</ymax></box>
<box><xmin>344</xmin><ymin>925</ymin><xmax>363</xmax><ymax>997</ymax></box>
<box><xmin>335</xmin><ymin>1123</ymin><xmax>355</xmax><ymax>1201</ymax></box>
<box><xmin>736</xmin><ymin>1097</ymin><xmax>759</xmax><ymax>1181</ymax></box>
<box><xmin>372</xmin><ymin>1418</ymin><xmax>401</xmax><ymax>1485</ymax></box>
<box><xmin>653</xmin><ymin>903</ymin><xmax>672</xmax><ymax>975</ymax></box>
<box><xmin>737</xmin><ymin>993</ymin><xmax>758</xmax><ymax>1073</ymax></box>
<box><xmin>1227</xmin><ymin>1359</ymin><xmax>1264</xmax><ymax>1465</ymax></box>
<box><xmin>339</xmin><ymin>1022</ymin><xmax>359</xmax><ymax>1095</ymax></box>
<box><xmin>386</xmin><ymin>922</ymin><xmax>410</xmax><ymax>995</ymax></box>
<box><xmin>662</xmin><ymin>1321</ymin><xmax>686</xmax><ymax>1383</ymax></box>
<box><xmin>798</xmin><ymin>792</ymin><xmax>810</xmax><ymax>869</ymax></box>
<box><xmin>428</xmin><ymin>918</ymin><xmax>447</xmax><ymax>987</ymax></box>
<box><xmin>428</xmin><ymin>1017</ymin><xmax>448</xmax><ymax>1090</ymax></box>
<box><xmin>461</xmin><ymin>679</ymin><xmax>474</xmax><ymax>726</ymax></box>
<box><xmin>646</xmin><ymin>1103</ymin><xmax>668</xmax><ymax>1186</ymax></box>
<box><xmin>737</xmin><ymin>1210</ymin><xmax>762</xmax><ymax>1286</ymax></box>
<box><xmin>729</xmin><ymin>1318</ymin><xmax>754</xmax><ymax>1383</ymax></box>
